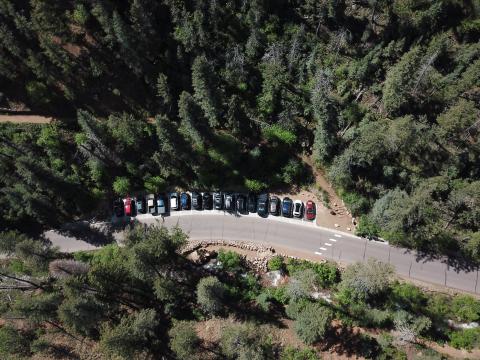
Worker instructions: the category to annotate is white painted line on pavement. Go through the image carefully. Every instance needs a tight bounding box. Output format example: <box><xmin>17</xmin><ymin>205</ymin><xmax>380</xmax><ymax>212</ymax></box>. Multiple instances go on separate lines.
<box><xmin>314</xmin><ymin>252</ymin><xmax>323</xmax><ymax>255</ymax></box>
<box><xmin>334</xmin><ymin>234</ymin><xmax>342</xmax><ymax>238</ymax></box>
<box><xmin>319</xmin><ymin>247</ymin><xmax>327</xmax><ymax>251</ymax></box>
<box><xmin>325</xmin><ymin>243</ymin><xmax>332</xmax><ymax>246</ymax></box>
<box><xmin>329</xmin><ymin>238</ymin><xmax>337</xmax><ymax>242</ymax></box>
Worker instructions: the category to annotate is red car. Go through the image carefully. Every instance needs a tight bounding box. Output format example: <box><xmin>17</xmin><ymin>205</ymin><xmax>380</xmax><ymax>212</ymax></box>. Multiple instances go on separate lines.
<box><xmin>123</xmin><ymin>197</ymin><xmax>133</xmax><ymax>216</ymax></box>
<box><xmin>305</xmin><ymin>200</ymin><xmax>316</xmax><ymax>220</ymax></box>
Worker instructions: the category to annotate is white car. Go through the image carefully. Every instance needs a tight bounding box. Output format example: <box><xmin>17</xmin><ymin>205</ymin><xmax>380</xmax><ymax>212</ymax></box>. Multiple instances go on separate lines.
<box><xmin>170</xmin><ymin>193</ymin><xmax>178</xmax><ymax>210</ymax></box>
<box><xmin>293</xmin><ymin>200</ymin><xmax>303</xmax><ymax>218</ymax></box>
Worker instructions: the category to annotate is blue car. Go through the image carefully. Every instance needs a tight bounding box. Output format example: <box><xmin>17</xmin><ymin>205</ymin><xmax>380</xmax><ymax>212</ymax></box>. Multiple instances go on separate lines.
<box><xmin>180</xmin><ymin>192</ymin><xmax>190</xmax><ymax>210</ymax></box>
<box><xmin>282</xmin><ymin>197</ymin><xmax>293</xmax><ymax>217</ymax></box>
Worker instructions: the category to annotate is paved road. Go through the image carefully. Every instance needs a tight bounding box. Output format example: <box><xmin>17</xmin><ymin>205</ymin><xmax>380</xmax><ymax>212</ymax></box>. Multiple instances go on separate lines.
<box><xmin>45</xmin><ymin>211</ymin><xmax>480</xmax><ymax>294</ymax></box>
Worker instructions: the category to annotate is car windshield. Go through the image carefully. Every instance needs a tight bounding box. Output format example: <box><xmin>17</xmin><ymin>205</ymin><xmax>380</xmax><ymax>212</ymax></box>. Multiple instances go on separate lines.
<box><xmin>158</xmin><ymin>199</ymin><xmax>164</xmax><ymax>206</ymax></box>
<box><xmin>295</xmin><ymin>204</ymin><xmax>300</xmax><ymax>211</ymax></box>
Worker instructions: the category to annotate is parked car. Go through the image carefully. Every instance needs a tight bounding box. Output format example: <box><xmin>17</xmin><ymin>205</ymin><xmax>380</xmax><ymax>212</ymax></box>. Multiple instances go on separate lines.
<box><xmin>202</xmin><ymin>192</ymin><xmax>213</xmax><ymax>210</ymax></box>
<box><xmin>181</xmin><ymin>192</ymin><xmax>190</xmax><ymax>210</ymax></box>
<box><xmin>247</xmin><ymin>193</ymin><xmax>256</xmax><ymax>213</ymax></box>
<box><xmin>123</xmin><ymin>197</ymin><xmax>134</xmax><ymax>216</ymax></box>
<box><xmin>113</xmin><ymin>199</ymin><xmax>124</xmax><ymax>217</ymax></box>
<box><xmin>269</xmin><ymin>196</ymin><xmax>280</xmax><ymax>215</ymax></box>
<box><xmin>305</xmin><ymin>200</ymin><xmax>316</xmax><ymax>220</ymax></box>
<box><xmin>257</xmin><ymin>193</ymin><xmax>268</xmax><ymax>217</ymax></box>
<box><xmin>214</xmin><ymin>192</ymin><xmax>223</xmax><ymax>210</ymax></box>
<box><xmin>293</xmin><ymin>200</ymin><xmax>303</xmax><ymax>218</ymax></box>
<box><xmin>135</xmin><ymin>196</ymin><xmax>146</xmax><ymax>214</ymax></box>
<box><xmin>282</xmin><ymin>197</ymin><xmax>293</xmax><ymax>217</ymax></box>
<box><xmin>192</xmin><ymin>192</ymin><xmax>202</xmax><ymax>210</ymax></box>
<box><xmin>224</xmin><ymin>193</ymin><xmax>235</xmax><ymax>211</ymax></box>
<box><xmin>147</xmin><ymin>194</ymin><xmax>156</xmax><ymax>214</ymax></box>
<box><xmin>170</xmin><ymin>192</ymin><xmax>179</xmax><ymax>211</ymax></box>
<box><xmin>156</xmin><ymin>195</ymin><xmax>166</xmax><ymax>214</ymax></box>
<box><xmin>236</xmin><ymin>194</ymin><xmax>247</xmax><ymax>214</ymax></box>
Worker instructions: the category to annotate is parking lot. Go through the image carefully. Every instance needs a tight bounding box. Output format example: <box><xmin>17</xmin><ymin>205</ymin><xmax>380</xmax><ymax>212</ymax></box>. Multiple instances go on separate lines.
<box><xmin>113</xmin><ymin>191</ymin><xmax>318</xmax><ymax>224</ymax></box>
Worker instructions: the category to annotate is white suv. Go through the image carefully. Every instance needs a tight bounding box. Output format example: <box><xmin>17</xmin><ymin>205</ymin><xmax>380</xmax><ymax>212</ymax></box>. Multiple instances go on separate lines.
<box><xmin>293</xmin><ymin>200</ymin><xmax>303</xmax><ymax>218</ymax></box>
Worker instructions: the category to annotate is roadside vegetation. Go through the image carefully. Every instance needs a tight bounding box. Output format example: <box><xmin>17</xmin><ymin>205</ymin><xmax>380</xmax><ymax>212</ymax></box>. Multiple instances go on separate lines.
<box><xmin>0</xmin><ymin>226</ymin><xmax>480</xmax><ymax>359</ymax></box>
<box><xmin>0</xmin><ymin>1</ymin><xmax>479</xmax><ymax>263</ymax></box>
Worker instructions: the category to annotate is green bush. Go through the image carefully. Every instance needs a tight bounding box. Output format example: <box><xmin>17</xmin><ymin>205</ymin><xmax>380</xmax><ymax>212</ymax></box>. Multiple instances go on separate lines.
<box><xmin>286</xmin><ymin>298</ymin><xmax>312</xmax><ymax>320</ymax></box>
<box><xmin>264</xmin><ymin>286</ymin><xmax>290</xmax><ymax>305</ymax></box>
<box><xmin>451</xmin><ymin>295</ymin><xmax>480</xmax><ymax>323</ymax></box>
<box><xmin>73</xmin><ymin>251</ymin><xmax>95</xmax><ymax>263</ymax></box>
<box><xmin>355</xmin><ymin>215</ymin><xmax>380</xmax><ymax>239</ymax></box>
<box><xmin>294</xmin><ymin>303</ymin><xmax>334</xmax><ymax>345</ymax></box>
<box><xmin>0</xmin><ymin>326</ymin><xmax>30</xmax><ymax>356</ymax></box>
<box><xmin>169</xmin><ymin>321</ymin><xmax>201</xmax><ymax>359</ymax></box>
<box><xmin>244</xmin><ymin>178</ymin><xmax>268</xmax><ymax>192</ymax></box>
<box><xmin>267</xmin><ymin>255</ymin><xmax>285</xmax><ymax>272</ymax></box>
<box><xmin>388</xmin><ymin>282</ymin><xmax>427</xmax><ymax>314</ymax></box>
<box><xmin>285</xmin><ymin>259</ymin><xmax>339</xmax><ymax>288</ymax></box>
<box><xmin>113</xmin><ymin>176</ymin><xmax>131</xmax><ymax>195</ymax></box>
<box><xmin>449</xmin><ymin>328</ymin><xmax>480</xmax><ymax>350</ymax></box>
<box><xmin>341</xmin><ymin>191</ymin><xmax>370</xmax><ymax>216</ymax></box>
<box><xmin>280</xmin><ymin>346</ymin><xmax>320</xmax><ymax>360</ymax></box>
<box><xmin>217</xmin><ymin>249</ymin><xmax>244</xmax><ymax>272</ymax></box>
<box><xmin>263</xmin><ymin>124</ymin><xmax>296</xmax><ymax>145</ymax></box>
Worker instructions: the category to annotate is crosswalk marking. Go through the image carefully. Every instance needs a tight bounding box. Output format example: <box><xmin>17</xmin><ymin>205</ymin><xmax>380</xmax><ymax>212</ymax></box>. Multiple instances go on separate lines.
<box><xmin>319</xmin><ymin>247</ymin><xmax>327</xmax><ymax>251</ymax></box>
<box><xmin>334</xmin><ymin>234</ymin><xmax>341</xmax><ymax>238</ymax></box>
<box><xmin>314</xmin><ymin>251</ymin><xmax>322</xmax><ymax>255</ymax></box>
<box><xmin>329</xmin><ymin>238</ymin><xmax>337</xmax><ymax>242</ymax></box>
<box><xmin>325</xmin><ymin>243</ymin><xmax>332</xmax><ymax>247</ymax></box>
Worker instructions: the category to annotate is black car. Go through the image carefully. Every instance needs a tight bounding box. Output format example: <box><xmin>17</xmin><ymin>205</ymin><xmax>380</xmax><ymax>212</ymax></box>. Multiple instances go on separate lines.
<box><xmin>247</xmin><ymin>193</ymin><xmax>256</xmax><ymax>213</ymax></box>
<box><xmin>192</xmin><ymin>192</ymin><xmax>202</xmax><ymax>210</ymax></box>
<box><xmin>269</xmin><ymin>196</ymin><xmax>280</xmax><ymax>216</ymax></box>
<box><xmin>236</xmin><ymin>194</ymin><xmax>247</xmax><ymax>214</ymax></box>
<box><xmin>282</xmin><ymin>197</ymin><xmax>293</xmax><ymax>217</ymax></box>
<box><xmin>202</xmin><ymin>192</ymin><xmax>213</xmax><ymax>210</ymax></box>
<box><xmin>214</xmin><ymin>192</ymin><xmax>223</xmax><ymax>210</ymax></box>
<box><xmin>224</xmin><ymin>193</ymin><xmax>235</xmax><ymax>211</ymax></box>
<box><xmin>113</xmin><ymin>199</ymin><xmax>124</xmax><ymax>217</ymax></box>
<box><xmin>180</xmin><ymin>192</ymin><xmax>191</xmax><ymax>210</ymax></box>
<box><xmin>257</xmin><ymin>193</ymin><xmax>268</xmax><ymax>217</ymax></box>
<box><xmin>135</xmin><ymin>196</ymin><xmax>146</xmax><ymax>214</ymax></box>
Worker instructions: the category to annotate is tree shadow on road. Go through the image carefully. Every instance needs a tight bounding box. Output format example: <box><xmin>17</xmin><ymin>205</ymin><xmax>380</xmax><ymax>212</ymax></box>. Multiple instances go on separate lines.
<box><xmin>50</xmin><ymin>221</ymin><xmax>117</xmax><ymax>247</ymax></box>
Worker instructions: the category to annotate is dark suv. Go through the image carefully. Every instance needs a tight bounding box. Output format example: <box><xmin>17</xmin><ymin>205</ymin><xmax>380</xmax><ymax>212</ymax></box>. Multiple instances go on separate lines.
<box><xmin>214</xmin><ymin>192</ymin><xmax>223</xmax><ymax>210</ymax></box>
<box><xmin>247</xmin><ymin>193</ymin><xmax>256</xmax><ymax>213</ymax></box>
<box><xmin>282</xmin><ymin>197</ymin><xmax>293</xmax><ymax>217</ymax></box>
<box><xmin>202</xmin><ymin>192</ymin><xmax>213</xmax><ymax>210</ymax></box>
<box><xmin>257</xmin><ymin>193</ymin><xmax>268</xmax><ymax>217</ymax></box>
<box><xmin>113</xmin><ymin>199</ymin><xmax>124</xmax><ymax>217</ymax></box>
<box><xmin>236</xmin><ymin>194</ymin><xmax>247</xmax><ymax>214</ymax></box>
<box><xmin>192</xmin><ymin>192</ymin><xmax>202</xmax><ymax>210</ymax></box>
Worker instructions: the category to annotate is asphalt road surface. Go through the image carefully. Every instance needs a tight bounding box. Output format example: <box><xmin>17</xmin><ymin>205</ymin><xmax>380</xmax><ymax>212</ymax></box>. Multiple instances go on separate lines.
<box><xmin>45</xmin><ymin>211</ymin><xmax>480</xmax><ymax>294</ymax></box>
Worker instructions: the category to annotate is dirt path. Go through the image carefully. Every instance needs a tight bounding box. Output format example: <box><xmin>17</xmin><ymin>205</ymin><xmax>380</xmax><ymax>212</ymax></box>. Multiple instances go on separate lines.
<box><xmin>0</xmin><ymin>115</ymin><xmax>52</xmax><ymax>124</ymax></box>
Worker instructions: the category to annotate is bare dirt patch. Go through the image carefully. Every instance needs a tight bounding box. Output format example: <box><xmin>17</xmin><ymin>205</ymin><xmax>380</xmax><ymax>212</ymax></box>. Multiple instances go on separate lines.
<box><xmin>0</xmin><ymin>115</ymin><xmax>52</xmax><ymax>124</ymax></box>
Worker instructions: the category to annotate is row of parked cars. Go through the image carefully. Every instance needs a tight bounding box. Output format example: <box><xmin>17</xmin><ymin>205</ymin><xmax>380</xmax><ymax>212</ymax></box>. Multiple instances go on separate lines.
<box><xmin>114</xmin><ymin>192</ymin><xmax>316</xmax><ymax>220</ymax></box>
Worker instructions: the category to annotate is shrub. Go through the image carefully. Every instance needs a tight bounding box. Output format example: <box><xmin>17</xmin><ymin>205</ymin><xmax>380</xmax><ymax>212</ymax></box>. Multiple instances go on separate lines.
<box><xmin>196</xmin><ymin>276</ymin><xmax>225</xmax><ymax>315</ymax></box>
<box><xmin>355</xmin><ymin>215</ymin><xmax>380</xmax><ymax>239</ymax></box>
<box><xmin>280</xmin><ymin>346</ymin><xmax>320</xmax><ymax>360</ymax></box>
<box><xmin>388</xmin><ymin>282</ymin><xmax>427</xmax><ymax>314</ymax></box>
<box><xmin>451</xmin><ymin>295</ymin><xmax>480</xmax><ymax>323</ymax></box>
<box><xmin>256</xmin><ymin>292</ymin><xmax>273</xmax><ymax>312</ymax></box>
<box><xmin>449</xmin><ymin>328</ymin><xmax>480</xmax><ymax>350</ymax></box>
<box><xmin>265</xmin><ymin>286</ymin><xmax>290</xmax><ymax>305</ymax></box>
<box><xmin>0</xmin><ymin>326</ymin><xmax>30</xmax><ymax>356</ymax></box>
<box><xmin>245</xmin><ymin>178</ymin><xmax>268</xmax><ymax>192</ymax></box>
<box><xmin>267</xmin><ymin>255</ymin><xmax>285</xmax><ymax>272</ymax></box>
<box><xmin>169</xmin><ymin>321</ymin><xmax>201</xmax><ymax>359</ymax></box>
<box><xmin>341</xmin><ymin>191</ymin><xmax>370</xmax><ymax>216</ymax></box>
<box><xmin>286</xmin><ymin>298</ymin><xmax>312</xmax><ymax>320</ymax></box>
<box><xmin>263</xmin><ymin>124</ymin><xmax>296</xmax><ymax>145</ymax></box>
<box><xmin>281</xmin><ymin>158</ymin><xmax>309</xmax><ymax>185</ymax></box>
<box><xmin>220</xmin><ymin>322</ymin><xmax>275</xmax><ymax>360</ymax></box>
<box><xmin>217</xmin><ymin>249</ymin><xmax>244</xmax><ymax>272</ymax></box>
<box><xmin>238</xmin><ymin>273</ymin><xmax>262</xmax><ymax>301</ymax></box>
<box><xmin>113</xmin><ymin>176</ymin><xmax>130</xmax><ymax>195</ymax></box>
<box><xmin>294</xmin><ymin>303</ymin><xmax>334</xmax><ymax>345</ymax></box>
<box><xmin>286</xmin><ymin>259</ymin><xmax>339</xmax><ymax>288</ymax></box>
<box><xmin>73</xmin><ymin>250</ymin><xmax>95</xmax><ymax>263</ymax></box>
